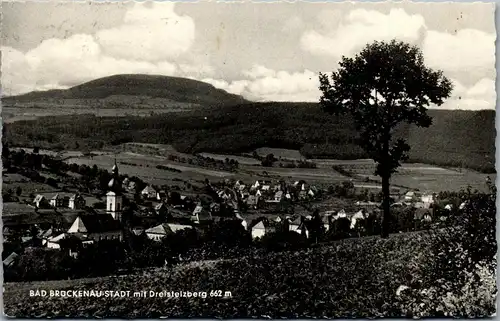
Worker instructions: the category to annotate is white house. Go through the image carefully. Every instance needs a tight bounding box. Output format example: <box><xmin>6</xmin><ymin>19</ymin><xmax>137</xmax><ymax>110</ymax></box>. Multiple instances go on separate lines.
<box><xmin>288</xmin><ymin>216</ymin><xmax>309</xmax><ymax>238</ymax></box>
<box><xmin>34</xmin><ymin>194</ymin><xmax>48</xmax><ymax>208</ymax></box>
<box><xmin>145</xmin><ymin>223</ymin><xmax>193</xmax><ymax>241</ymax></box>
<box><xmin>156</xmin><ymin>190</ymin><xmax>167</xmax><ymax>201</ymax></box>
<box><xmin>141</xmin><ymin>186</ymin><xmax>157</xmax><ymax>199</ymax></box>
<box><xmin>191</xmin><ymin>205</ymin><xmax>212</xmax><ymax>224</ymax></box>
<box><xmin>250</xmin><ymin>219</ymin><xmax>277</xmax><ymax>239</ymax></box>
<box><xmin>49</xmin><ymin>194</ymin><xmax>65</xmax><ymax>208</ymax></box>
<box><xmin>69</xmin><ymin>193</ymin><xmax>86</xmax><ymax>210</ymax></box>
<box><xmin>46</xmin><ymin>233</ymin><xmax>94</xmax><ymax>249</ymax></box>
<box><xmin>350</xmin><ymin>210</ymin><xmax>367</xmax><ymax>229</ymax></box>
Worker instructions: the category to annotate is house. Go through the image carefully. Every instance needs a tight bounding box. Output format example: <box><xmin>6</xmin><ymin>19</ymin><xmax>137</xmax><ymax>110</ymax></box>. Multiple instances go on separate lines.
<box><xmin>209</xmin><ymin>202</ymin><xmax>221</xmax><ymax>214</ymax></box>
<box><xmin>261</xmin><ymin>185</ymin><xmax>271</xmax><ymax>192</ymax></box>
<box><xmin>322</xmin><ymin>214</ymin><xmax>333</xmax><ymax>232</ymax></box>
<box><xmin>308</xmin><ymin>189</ymin><xmax>315</xmax><ymax>197</ymax></box>
<box><xmin>404</xmin><ymin>191</ymin><xmax>421</xmax><ymax>203</ymax></box>
<box><xmin>122</xmin><ymin>178</ymin><xmax>130</xmax><ymax>190</ymax></box>
<box><xmin>333</xmin><ymin>209</ymin><xmax>347</xmax><ymax>220</ymax></box>
<box><xmin>34</xmin><ymin>194</ymin><xmax>48</xmax><ymax>208</ymax></box>
<box><xmin>39</xmin><ymin>228</ymin><xmax>55</xmax><ymax>246</ymax></box>
<box><xmin>154</xmin><ymin>203</ymin><xmax>168</xmax><ymax>218</ymax></box>
<box><xmin>246</xmin><ymin>195</ymin><xmax>260</xmax><ymax>209</ymax></box>
<box><xmin>50</xmin><ymin>194</ymin><xmax>64</xmax><ymax>208</ymax></box>
<box><xmin>132</xmin><ymin>227</ymin><xmax>145</xmax><ymax>236</ymax></box>
<box><xmin>250</xmin><ymin>218</ymin><xmax>278</xmax><ymax>239</ymax></box>
<box><xmin>46</xmin><ymin>233</ymin><xmax>94</xmax><ymax>249</ymax></box>
<box><xmin>414</xmin><ymin>208</ymin><xmax>433</xmax><ymax>222</ymax></box>
<box><xmin>413</xmin><ymin>202</ymin><xmax>426</xmax><ymax>209</ymax></box>
<box><xmin>234</xmin><ymin>180</ymin><xmax>244</xmax><ymax>189</ymax></box>
<box><xmin>191</xmin><ymin>206</ymin><xmax>212</xmax><ymax>224</ymax></box>
<box><xmin>127</xmin><ymin>181</ymin><xmax>137</xmax><ymax>192</ymax></box>
<box><xmin>141</xmin><ymin>186</ymin><xmax>157</xmax><ymax>199</ymax></box>
<box><xmin>168</xmin><ymin>223</ymin><xmax>193</xmax><ymax>233</ymax></box>
<box><xmin>145</xmin><ymin>223</ymin><xmax>173</xmax><ymax>241</ymax></box>
<box><xmin>156</xmin><ymin>190</ymin><xmax>167</xmax><ymax>201</ymax></box>
<box><xmin>288</xmin><ymin>216</ymin><xmax>309</xmax><ymax>238</ymax></box>
<box><xmin>67</xmin><ymin>214</ymin><xmax>123</xmax><ymax>241</ymax></box>
<box><xmin>3</xmin><ymin>252</ymin><xmax>19</xmax><ymax>267</ymax></box>
<box><xmin>350</xmin><ymin>210</ymin><xmax>368</xmax><ymax>229</ymax></box>
<box><xmin>274</xmin><ymin>191</ymin><xmax>284</xmax><ymax>202</ymax></box>
<box><xmin>421</xmin><ymin>193</ymin><xmax>435</xmax><ymax>207</ymax></box>
<box><xmin>298</xmin><ymin>190</ymin><xmax>307</xmax><ymax>200</ymax></box>
<box><xmin>69</xmin><ymin>193</ymin><xmax>86</xmax><ymax>210</ymax></box>
<box><xmin>145</xmin><ymin>223</ymin><xmax>193</xmax><ymax>241</ymax></box>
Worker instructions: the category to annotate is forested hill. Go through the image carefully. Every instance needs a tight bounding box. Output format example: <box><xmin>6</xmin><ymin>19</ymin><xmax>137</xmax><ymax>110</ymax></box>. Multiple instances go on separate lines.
<box><xmin>2</xmin><ymin>74</ymin><xmax>249</xmax><ymax>107</ymax></box>
<box><xmin>3</xmin><ymin>102</ymin><xmax>496</xmax><ymax>173</ymax></box>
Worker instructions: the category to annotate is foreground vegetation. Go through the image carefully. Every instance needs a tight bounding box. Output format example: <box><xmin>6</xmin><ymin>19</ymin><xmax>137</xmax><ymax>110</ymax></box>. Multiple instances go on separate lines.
<box><xmin>4</xmin><ymin>185</ymin><xmax>496</xmax><ymax>318</ymax></box>
<box><xmin>3</xmin><ymin>104</ymin><xmax>495</xmax><ymax>173</ymax></box>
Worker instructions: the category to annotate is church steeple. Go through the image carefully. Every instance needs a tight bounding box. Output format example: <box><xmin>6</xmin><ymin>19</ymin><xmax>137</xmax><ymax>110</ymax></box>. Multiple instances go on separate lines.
<box><xmin>108</xmin><ymin>159</ymin><xmax>121</xmax><ymax>194</ymax></box>
<box><xmin>106</xmin><ymin>158</ymin><xmax>123</xmax><ymax>221</ymax></box>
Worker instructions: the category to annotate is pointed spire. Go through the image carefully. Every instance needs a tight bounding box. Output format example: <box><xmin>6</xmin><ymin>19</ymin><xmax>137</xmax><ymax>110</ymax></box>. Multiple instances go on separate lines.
<box><xmin>111</xmin><ymin>157</ymin><xmax>119</xmax><ymax>176</ymax></box>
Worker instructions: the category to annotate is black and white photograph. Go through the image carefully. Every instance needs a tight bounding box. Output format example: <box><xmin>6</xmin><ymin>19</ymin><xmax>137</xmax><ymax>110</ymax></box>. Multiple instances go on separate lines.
<box><xmin>1</xmin><ymin>1</ymin><xmax>497</xmax><ymax>318</ymax></box>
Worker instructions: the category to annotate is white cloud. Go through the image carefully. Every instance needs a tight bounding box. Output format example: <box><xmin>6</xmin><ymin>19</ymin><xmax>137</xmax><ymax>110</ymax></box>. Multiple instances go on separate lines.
<box><xmin>422</xmin><ymin>29</ymin><xmax>495</xmax><ymax>74</ymax></box>
<box><xmin>204</xmin><ymin>65</ymin><xmax>320</xmax><ymax>102</ymax></box>
<box><xmin>301</xmin><ymin>8</ymin><xmax>426</xmax><ymax>58</ymax></box>
<box><xmin>1</xmin><ymin>3</ymin><xmax>210</xmax><ymax>95</ymax></box>
<box><xmin>282</xmin><ymin>16</ymin><xmax>304</xmax><ymax>32</ymax></box>
<box><xmin>442</xmin><ymin>78</ymin><xmax>495</xmax><ymax>110</ymax></box>
<box><xmin>96</xmin><ymin>2</ymin><xmax>195</xmax><ymax>62</ymax></box>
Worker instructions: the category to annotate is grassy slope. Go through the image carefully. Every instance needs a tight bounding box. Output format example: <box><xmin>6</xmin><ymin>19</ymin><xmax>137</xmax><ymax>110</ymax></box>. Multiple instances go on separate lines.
<box><xmin>3</xmin><ymin>231</ymin><xmax>433</xmax><ymax>318</ymax></box>
<box><xmin>4</xmin><ymin>103</ymin><xmax>495</xmax><ymax>173</ymax></box>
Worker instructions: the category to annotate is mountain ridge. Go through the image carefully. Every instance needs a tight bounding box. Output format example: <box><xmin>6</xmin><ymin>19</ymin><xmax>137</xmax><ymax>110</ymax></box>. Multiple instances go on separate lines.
<box><xmin>2</xmin><ymin>74</ymin><xmax>250</xmax><ymax>107</ymax></box>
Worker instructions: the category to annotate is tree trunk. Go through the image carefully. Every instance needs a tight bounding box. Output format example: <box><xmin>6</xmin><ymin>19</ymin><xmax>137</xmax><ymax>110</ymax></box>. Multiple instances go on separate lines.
<box><xmin>381</xmin><ymin>174</ymin><xmax>390</xmax><ymax>238</ymax></box>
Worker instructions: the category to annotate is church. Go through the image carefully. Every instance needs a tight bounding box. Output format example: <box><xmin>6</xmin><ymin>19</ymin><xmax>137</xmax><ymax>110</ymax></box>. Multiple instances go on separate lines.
<box><xmin>106</xmin><ymin>161</ymin><xmax>123</xmax><ymax>221</ymax></box>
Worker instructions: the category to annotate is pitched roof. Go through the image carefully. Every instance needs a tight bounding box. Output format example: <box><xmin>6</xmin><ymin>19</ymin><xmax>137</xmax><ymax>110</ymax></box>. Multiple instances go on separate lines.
<box><xmin>142</xmin><ymin>186</ymin><xmax>157</xmax><ymax>194</ymax></box>
<box><xmin>69</xmin><ymin>193</ymin><xmax>84</xmax><ymax>201</ymax></box>
<box><xmin>3</xmin><ymin>252</ymin><xmax>19</xmax><ymax>266</ymax></box>
<box><xmin>75</xmin><ymin>214</ymin><xmax>122</xmax><ymax>233</ymax></box>
<box><xmin>168</xmin><ymin>224</ymin><xmax>193</xmax><ymax>233</ymax></box>
<box><xmin>34</xmin><ymin>194</ymin><xmax>45</xmax><ymax>202</ymax></box>
<box><xmin>145</xmin><ymin>223</ymin><xmax>173</xmax><ymax>235</ymax></box>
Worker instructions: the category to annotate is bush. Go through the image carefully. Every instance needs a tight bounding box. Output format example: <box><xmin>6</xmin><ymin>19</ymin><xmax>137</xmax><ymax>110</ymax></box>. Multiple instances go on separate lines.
<box><xmin>397</xmin><ymin>186</ymin><xmax>497</xmax><ymax>317</ymax></box>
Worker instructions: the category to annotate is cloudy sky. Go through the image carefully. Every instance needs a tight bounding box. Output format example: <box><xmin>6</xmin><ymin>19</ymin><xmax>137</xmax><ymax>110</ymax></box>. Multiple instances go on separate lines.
<box><xmin>1</xmin><ymin>1</ymin><xmax>495</xmax><ymax>110</ymax></box>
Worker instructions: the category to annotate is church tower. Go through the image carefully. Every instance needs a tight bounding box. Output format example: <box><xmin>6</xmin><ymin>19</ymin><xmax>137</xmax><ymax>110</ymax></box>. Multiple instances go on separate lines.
<box><xmin>106</xmin><ymin>160</ymin><xmax>123</xmax><ymax>221</ymax></box>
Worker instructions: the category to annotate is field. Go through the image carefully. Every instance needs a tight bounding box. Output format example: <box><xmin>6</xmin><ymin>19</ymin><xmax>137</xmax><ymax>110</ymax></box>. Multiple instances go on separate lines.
<box><xmin>3</xmin><ymin>173</ymin><xmax>59</xmax><ymax>195</ymax></box>
<box><xmin>198</xmin><ymin>152</ymin><xmax>260</xmax><ymax>165</ymax></box>
<box><xmin>54</xmin><ymin>143</ymin><xmax>494</xmax><ymax>193</ymax></box>
<box><xmin>3</xmin><ymin>231</ymin><xmax>437</xmax><ymax>318</ymax></box>
<box><xmin>2</xmin><ymin>107</ymin><xmax>192</xmax><ymax>124</ymax></box>
<box><xmin>334</xmin><ymin>161</ymin><xmax>494</xmax><ymax>193</ymax></box>
<box><xmin>254</xmin><ymin>147</ymin><xmax>305</xmax><ymax>160</ymax></box>
<box><xmin>65</xmin><ymin>152</ymin><xmax>236</xmax><ymax>186</ymax></box>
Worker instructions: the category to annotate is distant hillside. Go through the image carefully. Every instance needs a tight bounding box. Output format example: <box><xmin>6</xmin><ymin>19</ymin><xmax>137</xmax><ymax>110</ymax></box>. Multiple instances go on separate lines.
<box><xmin>2</xmin><ymin>74</ymin><xmax>249</xmax><ymax>108</ymax></box>
<box><xmin>3</xmin><ymin>102</ymin><xmax>496</xmax><ymax>173</ymax></box>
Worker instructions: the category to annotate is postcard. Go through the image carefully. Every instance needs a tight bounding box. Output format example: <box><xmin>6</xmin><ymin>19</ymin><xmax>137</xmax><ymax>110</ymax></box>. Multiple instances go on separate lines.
<box><xmin>1</xmin><ymin>1</ymin><xmax>496</xmax><ymax>318</ymax></box>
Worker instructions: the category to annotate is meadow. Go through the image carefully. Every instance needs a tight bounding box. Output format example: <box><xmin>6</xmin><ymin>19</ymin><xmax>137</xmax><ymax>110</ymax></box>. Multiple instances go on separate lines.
<box><xmin>53</xmin><ymin>143</ymin><xmax>492</xmax><ymax>193</ymax></box>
